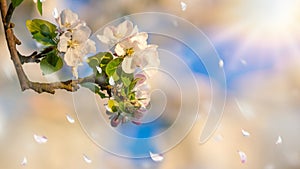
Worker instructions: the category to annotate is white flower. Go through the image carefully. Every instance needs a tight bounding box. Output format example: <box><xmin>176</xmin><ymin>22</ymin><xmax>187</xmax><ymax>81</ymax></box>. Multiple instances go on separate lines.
<box><xmin>115</xmin><ymin>32</ymin><xmax>148</xmax><ymax>56</ymax></box>
<box><xmin>97</xmin><ymin>20</ymin><xmax>160</xmax><ymax>75</ymax></box>
<box><xmin>97</xmin><ymin>20</ymin><xmax>138</xmax><ymax>47</ymax></box>
<box><xmin>57</xmin><ymin>25</ymin><xmax>96</xmax><ymax>78</ymax></box>
<box><xmin>57</xmin><ymin>9</ymin><xmax>82</xmax><ymax>31</ymax></box>
<box><xmin>121</xmin><ymin>44</ymin><xmax>160</xmax><ymax>75</ymax></box>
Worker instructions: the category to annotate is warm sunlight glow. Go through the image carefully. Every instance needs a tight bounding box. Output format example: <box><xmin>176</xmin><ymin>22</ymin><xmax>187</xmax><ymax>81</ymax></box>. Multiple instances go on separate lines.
<box><xmin>241</xmin><ymin>0</ymin><xmax>299</xmax><ymax>36</ymax></box>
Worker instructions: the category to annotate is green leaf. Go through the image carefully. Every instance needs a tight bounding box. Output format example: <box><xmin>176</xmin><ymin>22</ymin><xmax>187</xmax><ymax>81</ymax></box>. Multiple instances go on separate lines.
<box><xmin>129</xmin><ymin>78</ymin><xmax>140</xmax><ymax>91</ymax></box>
<box><xmin>11</xmin><ymin>0</ymin><xmax>24</xmax><ymax>7</ymax></box>
<box><xmin>26</xmin><ymin>19</ymin><xmax>57</xmax><ymax>46</ymax></box>
<box><xmin>80</xmin><ymin>82</ymin><xmax>108</xmax><ymax>98</ymax></box>
<box><xmin>105</xmin><ymin>58</ymin><xmax>123</xmax><ymax>77</ymax></box>
<box><xmin>37</xmin><ymin>0</ymin><xmax>43</xmax><ymax>15</ymax></box>
<box><xmin>112</xmin><ymin>71</ymin><xmax>120</xmax><ymax>82</ymax></box>
<box><xmin>121</xmin><ymin>71</ymin><xmax>133</xmax><ymax>87</ymax></box>
<box><xmin>40</xmin><ymin>51</ymin><xmax>63</xmax><ymax>75</ymax></box>
<box><xmin>100</xmin><ymin>53</ymin><xmax>114</xmax><ymax>69</ymax></box>
<box><xmin>87</xmin><ymin>52</ymin><xmax>113</xmax><ymax>74</ymax></box>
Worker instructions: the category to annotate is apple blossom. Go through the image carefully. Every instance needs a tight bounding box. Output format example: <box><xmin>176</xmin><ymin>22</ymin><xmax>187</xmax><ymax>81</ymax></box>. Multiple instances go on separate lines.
<box><xmin>97</xmin><ymin>20</ymin><xmax>138</xmax><ymax>47</ymax></box>
<box><xmin>56</xmin><ymin>10</ymin><xmax>96</xmax><ymax>78</ymax></box>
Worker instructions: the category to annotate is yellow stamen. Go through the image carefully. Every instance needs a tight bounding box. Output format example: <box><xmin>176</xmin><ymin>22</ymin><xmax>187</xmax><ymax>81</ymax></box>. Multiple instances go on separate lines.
<box><xmin>126</xmin><ymin>48</ymin><xmax>134</xmax><ymax>56</ymax></box>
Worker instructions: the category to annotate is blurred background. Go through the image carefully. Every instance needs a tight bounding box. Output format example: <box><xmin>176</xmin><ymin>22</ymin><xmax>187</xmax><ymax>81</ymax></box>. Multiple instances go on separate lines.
<box><xmin>1</xmin><ymin>0</ymin><xmax>300</xmax><ymax>168</ymax></box>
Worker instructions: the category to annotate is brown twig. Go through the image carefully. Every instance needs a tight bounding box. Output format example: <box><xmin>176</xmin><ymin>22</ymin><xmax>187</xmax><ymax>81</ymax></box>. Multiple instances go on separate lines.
<box><xmin>27</xmin><ymin>75</ymin><xmax>96</xmax><ymax>94</ymax></box>
<box><xmin>0</xmin><ymin>0</ymin><xmax>105</xmax><ymax>94</ymax></box>
<box><xmin>18</xmin><ymin>46</ymin><xmax>55</xmax><ymax>64</ymax></box>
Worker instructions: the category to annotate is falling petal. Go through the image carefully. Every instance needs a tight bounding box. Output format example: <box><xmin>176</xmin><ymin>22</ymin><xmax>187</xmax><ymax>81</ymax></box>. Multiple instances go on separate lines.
<box><xmin>96</xmin><ymin>66</ymin><xmax>102</xmax><ymax>74</ymax></box>
<box><xmin>83</xmin><ymin>154</ymin><xmax>92</xmax><ymax>163</ymax></box>
<box><xmin>132</xmin><ymin>121</ymin><xmax>142</xmax><ymax>125</ymax></box>
<box><xmin>33</xmin><ymin>134</ymin><xmax>48</xmax><ymax>144</ymax></box>
<box><xmin>241</xmin><ymin>129</ymin><xmax>250</xmax><ymax>137</ymax></box>
<box><xmin>52</xmin><ymin>8</ymin><xmax>59</xmax><ymax>19</ymax></box>
<box><xmin>219</xmin><ymin>59</ymin><xmax>224</xmax><ymax>68</ymax></box>
<box><xmin>109</xmin><ymin>76</ymin><xmax>115</xmax><ymax>86</ymax></box>
<box><xmin>66</xmin><ymin>114</ymin><xmax>75</xmax><ymax>124</ymax></box>
<box><xmin>21</xmin><ymin>157</ymin><xmax>27</xmax><ymax>166</ymax></box>
<box><xmin>237</xmin><ymin>150</ymin><xmax>247</xmax><ymax>163</ymax></box>
<box><xmin>276</xmin><ymin>136</ymin><xmax>282</xmax><ymax>144</ymax></box>
<box><xmin>149</xmin><ymin>151</ymin><xmax>164</xmax><ymax>162</ymax></box>
<box><xmin>180</xmin><ymin>1</ymin><xmax>187</xmax><ymax>11</ymax></box>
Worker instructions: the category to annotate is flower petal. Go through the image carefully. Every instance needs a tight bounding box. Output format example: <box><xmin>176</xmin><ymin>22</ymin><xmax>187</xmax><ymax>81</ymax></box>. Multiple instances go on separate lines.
<box><xmin>117</xmin><ymin>20</ymin><xmax>133</xmax><ymax>38</ymax></box>
<box><xmin>135</xmin><ymin>73</ymin><xmax>147</xmax><ymax>85</ymax></box>
<box><xmin>64</xmin><ymin>48</ymin><xmax>77</xmax><ymax>66</ymax></box>
<box><xmin>130</xmin><ymin>32</ymin><xmax>148</xmax><ymax>50</ymax></box>
<box><xmin>115</xmin><ymin>43</ymin><xmax>126</xmax><ymax>56</ymax></box>
<box><xmin>72</xmin><ymin>25</ymin><xmax>91</xmax><ymax>44</ymax></box>
<box><xmin>122</xmin><ymin>57</ymin><xmax>135</xmax><ymax>74</ymax></box>
<box><xmin>60</xmin><ymin>9</ymin><xmax>79</xmax><ymax>28</ymax></box>
<box><xmin>57</xmin><ymin>34</ymin><xmax>69</xmax><ymax>52</ymax></box>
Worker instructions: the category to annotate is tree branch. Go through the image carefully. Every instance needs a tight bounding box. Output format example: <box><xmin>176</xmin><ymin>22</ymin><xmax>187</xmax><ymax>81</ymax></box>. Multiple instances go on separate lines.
<box><xmin>4</xmin><ymin>3</ymin><xmax>14</xmax><ymax>27</ymax></box>
<box><xmin>19</xmin><ymin>46</ymin><xmax>55</xmax><ymax>64</ymax></box>
<box><xmin>0</xmin><ymin>0</ymin><xmax>108</xmax><ymax>95</ymax></box>
<box><xmin>26</xmin><ymin>75</ymin><xmax>96</xmax><ymax>94</ymax></box>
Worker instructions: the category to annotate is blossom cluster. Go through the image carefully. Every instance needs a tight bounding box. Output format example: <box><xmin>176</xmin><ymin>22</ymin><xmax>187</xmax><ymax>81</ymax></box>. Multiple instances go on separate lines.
<box><xmin>97</xmin><ymin>20</ymin><xmax>160</xmax><ymax>126</ymax></box>
<box><xmin>56</xmin><ymin>9</ymin><xmax>96</xmax><ymax>79</ymax></box>
<box><xmin>97</xmin><ymin>20</ymin><xmax>160</xmax><ymax>76</ymax></box>
<box><xmin>26</xmin><ymin>9</ymin><xmax>160</xmax><ymax>127</ymax></box>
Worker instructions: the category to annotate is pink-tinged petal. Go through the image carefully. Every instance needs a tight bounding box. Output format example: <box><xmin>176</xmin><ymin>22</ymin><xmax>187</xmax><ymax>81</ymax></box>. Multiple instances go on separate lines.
<box><xmin>97</xmin><ymin>27</ymin><xmax>115</xmax><ymax>45</ymax></box>
<box><xmin>117</xmin><ymin>20</ymin><xmax>133</xmax><ymax>37</ymax></box>
<box><xmin>130</xmin><ymin>32</ymin><xmax>148</xmax><ymax>50</ymax></box>
<box><xmin>237</xmin><ymin>150</ymin><xmax>247</xmax><ymax>163</ymax></box>
<box><xmin>111</xmin><ymin>115</ymin><xmax>121</xmax><ymax>127</ymax></box>
<box><xmin>21</xmin><ymin>157</ymin><xmax>27</xmax><ymax>166</ymax></box>
<box><xmin>132</xmin><ymin>121</ymin><xmax>142</xmax><ymax>125</ymax></box>
<box><xmin>122</xmin><ymin>57</ymin><xmax>135</xmax><ymax>74</ymax></box>
<box><xmin>33</xmin><ymin>134</ymin><xmax>48</xmax><ymax>144</ymax></box>
<box><xmin>131</xmin><ymin>25</ymin><xmax>139</xmax><ymax>36</ymax></box>
<box><xmin>135</xmin><ymin>73</ymin><xmax>147</xmax><ymax>85</ymax></box>
<box><xmin>115</xmin><ymin>43</ymin><xmax>126</xmax><ymax>56</ymax></box>
<box><xmin>143</xmin><ymin>45</ymin><xmax>160</xmax><ymax>66</ymax></box>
